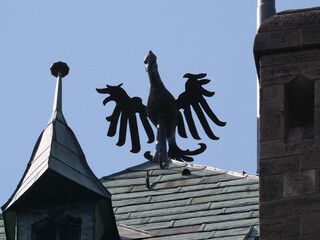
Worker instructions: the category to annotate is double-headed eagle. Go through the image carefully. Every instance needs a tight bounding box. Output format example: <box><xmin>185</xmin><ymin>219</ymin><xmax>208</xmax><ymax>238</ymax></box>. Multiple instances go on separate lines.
<box><xmin>97</xmin><ymin>51</ymin><xmax>225</xmax><ymax>167</ymax></box>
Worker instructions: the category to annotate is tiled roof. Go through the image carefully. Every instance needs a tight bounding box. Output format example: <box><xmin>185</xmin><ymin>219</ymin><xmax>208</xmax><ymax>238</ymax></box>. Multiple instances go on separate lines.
<box><xmin>0</xmin><ymin>161</ymin><xmax>259</xmax><ymax>239</ymax></box>
<box><xmin>0</xmin><ymin>215</ymin><xmax>4</xmax><ymax>240</ymax></box>
<box><xmin>102</xmin><ymin>160</ymin><xmax>259</xmax><ymax>240</ymax></box>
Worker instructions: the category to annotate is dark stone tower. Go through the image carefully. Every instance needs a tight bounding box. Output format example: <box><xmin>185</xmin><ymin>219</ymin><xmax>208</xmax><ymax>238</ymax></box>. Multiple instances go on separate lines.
<box><xmin>254</xmin><ymin>7</ymin><xmax>320</xmax><ymax>239</ymax></box>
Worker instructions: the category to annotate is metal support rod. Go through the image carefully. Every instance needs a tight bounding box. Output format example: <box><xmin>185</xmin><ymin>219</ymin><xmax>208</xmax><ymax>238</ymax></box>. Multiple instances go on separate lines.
<box><xmin>257</xmin><ymin>0</ymin><xmax>276</xmax><ymax>30</ymax></box>
<box><xmin>152</xmin><ymin>114</ymin><xmax>168</xmax><ymax>168</ymax></box>
<box><xmin>50</xmin><ymin>61</ymin><xmax>70</xmax><ymax>114</ymax></box>
<box><xmin>256</xmin><ymin>0</ymin><xmax>276</xmax><ymax>174</ymax></box>
<box><xmin>257</xmin><ymin>0</ymin><xmax>276</xmax><ymax>116</ymax></box>
<box><xmin>53</xmin><ymin>72</ymin><xmax>63</xmax><ymax>113</ymax></box>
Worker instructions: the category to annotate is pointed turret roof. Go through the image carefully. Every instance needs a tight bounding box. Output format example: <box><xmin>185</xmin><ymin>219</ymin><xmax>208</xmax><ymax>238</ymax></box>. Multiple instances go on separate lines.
<box><xmin>2</xmin><ymin>62</ymin><xmax>110</xmax><ymax>212</ymax></box>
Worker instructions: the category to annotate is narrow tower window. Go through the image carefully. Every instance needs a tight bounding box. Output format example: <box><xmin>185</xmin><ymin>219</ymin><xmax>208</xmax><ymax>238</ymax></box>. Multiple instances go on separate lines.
<box><xmin>285</xmin><ymin>75</ymin><xmax>314</xmax><ymax>139</ymax></box>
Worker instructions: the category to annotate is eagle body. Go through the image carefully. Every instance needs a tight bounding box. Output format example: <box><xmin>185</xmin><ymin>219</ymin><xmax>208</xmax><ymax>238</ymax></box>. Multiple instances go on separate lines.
<box><xmin>145</xmin><ymin>51</ymin><xmax>178</xmax><ymax>144</ymax></box>
<box><xmin>97</xmin><ymin>50</ymin><xmax>226</xmax><ymax>164</ymax></box>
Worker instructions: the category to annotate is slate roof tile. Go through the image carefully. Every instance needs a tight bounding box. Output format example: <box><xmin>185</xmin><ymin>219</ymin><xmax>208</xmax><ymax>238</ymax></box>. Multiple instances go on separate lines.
<box><xmin>102</xmin><ymin>160</ymin><xmax>259</xmax><ymax>239</ymax></box>
<box><xmin>0</xmin><ymin>216</ymin><xmax>4</xmax><ymax>240</ymax></box>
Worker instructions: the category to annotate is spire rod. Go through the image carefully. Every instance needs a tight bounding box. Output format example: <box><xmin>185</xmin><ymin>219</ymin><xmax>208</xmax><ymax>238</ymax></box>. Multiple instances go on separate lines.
<box><xmin>50</xmin><ymin>61</ymin><xmax>69</xmax><ymax>113</ymax></box>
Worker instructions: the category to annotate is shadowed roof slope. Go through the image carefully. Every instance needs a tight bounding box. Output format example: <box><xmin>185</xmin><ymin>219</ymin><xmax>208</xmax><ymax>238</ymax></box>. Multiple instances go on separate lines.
<box><xmin>102</xmin><ymin>160</ymin><xmax>259</xmax><ymax>240</ymax></box>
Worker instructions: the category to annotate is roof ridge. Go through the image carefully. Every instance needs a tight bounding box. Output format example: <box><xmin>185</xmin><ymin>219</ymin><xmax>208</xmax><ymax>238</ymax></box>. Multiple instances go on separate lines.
<box><xmin>170</xmin><ymin>159</ymin><xmax>259</xmax><ymax>178</ymax></box>
<box><xmin>102</xmin><ymin>160</ymin><xmax>259</xmax><ymax>181</ymax></box>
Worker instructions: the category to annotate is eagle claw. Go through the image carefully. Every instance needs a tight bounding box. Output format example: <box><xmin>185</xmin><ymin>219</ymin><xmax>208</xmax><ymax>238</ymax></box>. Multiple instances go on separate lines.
<box><xmin>168</xmin><ymin>143</ymin><xmax>207</xmax><ymax>162</ymax></box>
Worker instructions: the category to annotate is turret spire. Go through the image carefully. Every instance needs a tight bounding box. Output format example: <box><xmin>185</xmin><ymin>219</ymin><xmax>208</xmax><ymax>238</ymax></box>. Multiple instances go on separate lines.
<box><xmin>49</xmin><ymin>61</ymin><xmax>69</xmax><ymax>122</ymax></box>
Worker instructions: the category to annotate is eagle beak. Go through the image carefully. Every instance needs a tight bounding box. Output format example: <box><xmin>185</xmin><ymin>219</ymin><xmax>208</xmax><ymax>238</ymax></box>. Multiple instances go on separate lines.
<box><xmin>144</xmin><ymin>51</ymin><xmax>157</xmax><ymax>72</ymax></box>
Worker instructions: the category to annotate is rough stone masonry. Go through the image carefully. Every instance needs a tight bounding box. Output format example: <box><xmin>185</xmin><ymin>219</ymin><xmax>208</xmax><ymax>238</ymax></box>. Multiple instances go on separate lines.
<box><xmin>254</xmin><ymin>7</ymin><xmax>320</xmax><ymax>240</ymax></box>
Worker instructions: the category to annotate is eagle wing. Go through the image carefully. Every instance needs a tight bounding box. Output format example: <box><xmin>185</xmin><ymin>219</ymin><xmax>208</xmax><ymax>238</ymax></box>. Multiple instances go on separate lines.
<box><xmin>176</xmin><ymin>73</ymin><xmax>226</xmax><ymax>140</ymax></box>
<box><xmin>96</xmin><ymin>84</ymin><xmax>154</xmax><ymax>153</ymax></box>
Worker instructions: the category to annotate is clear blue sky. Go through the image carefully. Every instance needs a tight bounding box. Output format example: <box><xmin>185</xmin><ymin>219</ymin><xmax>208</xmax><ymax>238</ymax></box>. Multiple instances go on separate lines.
<box><xmin>0</xmin><ymin>1</ymin><xmax>319</xmax><ymax>206</ymax></box>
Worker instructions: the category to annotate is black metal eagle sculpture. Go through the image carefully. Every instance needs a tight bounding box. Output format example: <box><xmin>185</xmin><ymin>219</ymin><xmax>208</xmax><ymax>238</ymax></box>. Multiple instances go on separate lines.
<box><xmin>97</xmin><ymin>51</ymin><xmax>226</xmax><ymax>167</ymax></box>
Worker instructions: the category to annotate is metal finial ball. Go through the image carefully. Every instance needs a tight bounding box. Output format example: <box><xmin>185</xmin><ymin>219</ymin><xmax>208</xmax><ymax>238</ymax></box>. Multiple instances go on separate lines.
<box><xmin>50</xmin><ymin>61</ymin><xmax>69</xmax><ymax>78</ymax></box>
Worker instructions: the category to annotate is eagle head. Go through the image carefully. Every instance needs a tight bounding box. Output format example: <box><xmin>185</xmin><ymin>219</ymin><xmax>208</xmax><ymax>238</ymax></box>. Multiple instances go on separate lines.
<box><xmin>144</xmin><ymin>50</ymin><xmax>157</xmax><ymax>73</ymax></box>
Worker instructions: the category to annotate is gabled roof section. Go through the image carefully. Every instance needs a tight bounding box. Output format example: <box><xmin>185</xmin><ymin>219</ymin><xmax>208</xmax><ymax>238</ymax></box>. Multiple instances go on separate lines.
<box><xmin>102</xmin><ymin>160</ymin><xmax>259</xmax><ymax>240</ymax></box>
<box><xmin>2</xmin><ymin>62</ymin><xmax>110</xmax><ymax>212</ymax></box>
